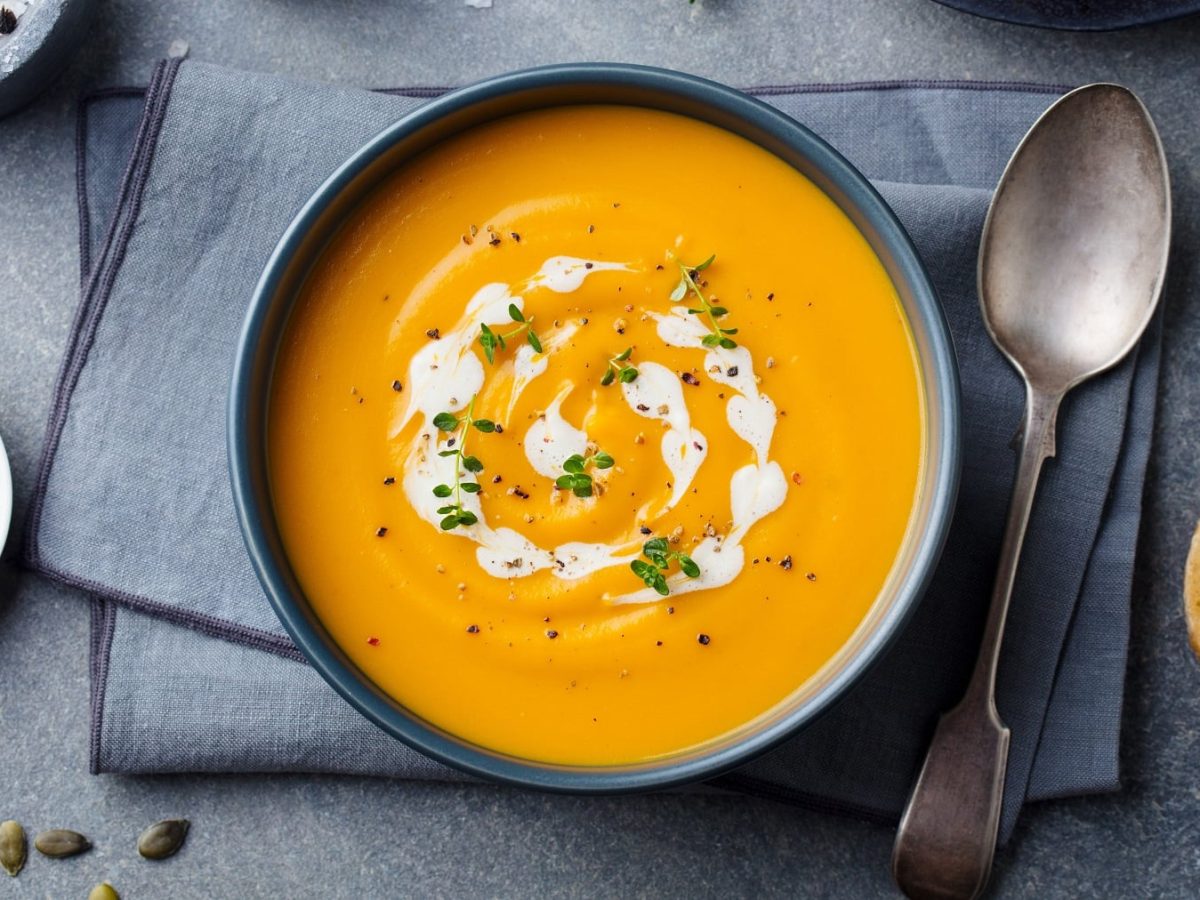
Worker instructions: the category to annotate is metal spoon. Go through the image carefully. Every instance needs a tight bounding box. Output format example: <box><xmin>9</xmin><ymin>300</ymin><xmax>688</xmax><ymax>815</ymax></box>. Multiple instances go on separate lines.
<box><xmin>892</xmin><ymin>83</ymin><xmax>1170</xmax><ymax>900</ymax></box>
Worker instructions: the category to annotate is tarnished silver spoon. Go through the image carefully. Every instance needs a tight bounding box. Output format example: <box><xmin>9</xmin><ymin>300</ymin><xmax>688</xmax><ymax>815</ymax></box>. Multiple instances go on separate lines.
<box><xmin>892</xmin><ymin>83</ymin><xmax>1170</xmax><ymax>899</ymax></box>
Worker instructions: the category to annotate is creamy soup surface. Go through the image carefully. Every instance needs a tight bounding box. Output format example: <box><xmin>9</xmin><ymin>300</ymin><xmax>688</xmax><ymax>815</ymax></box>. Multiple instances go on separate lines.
<box><xmin>269</xmin><ymin>104</ymin><xmax>923</xmax><ymax>764</ymax></box>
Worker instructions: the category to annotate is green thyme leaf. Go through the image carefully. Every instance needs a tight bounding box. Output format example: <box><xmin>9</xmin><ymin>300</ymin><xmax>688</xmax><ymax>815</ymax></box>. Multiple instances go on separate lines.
<box><xmin>701</xmin><ymin>333</ymin><xmax>721</xmax><ymax>347</ymax></box>
<box><xmin>600</xmin><ymin>369</ymin><xmax>615</xmax><ymax>386</ymax></box>
<box><xmin>433</xmin><ymin>412</ymin><xmax>458</xmax><ymax>431</ymax></box>
<box><xmin>615</xmin><ymin>347</ymin><xmax>633</xmax><ymax>362</ymax></box>
<box><xmin>693</xmin><ymin>254</ymin><xmax>716</xmax><ymax>272</ymax></box>
<box><xmin>432</xmin><ymin>484</ymin><xmax>453</xmax><ymax>498</ymax></box>
<box><xmin>440</xmin><ymin>515</ymin><xmax>460</xmax><ymax>530</ymax></box>
<box><xmin>670</xmin><ymin>279</ymin><xmax>688</xmax><ymax>302</ymax></box>
<box><xmin>508</xmin><ymin>303</ymin><xmax>524</xmax><ymax>322</ymax></box>
<box><xmin>563</xmin><ymin>455</ymin><xmax>585</xmax><ymax>475</ymax></box>
<box><xmin>643</xmin><ymin>537</ymin><xmax>669</xmax><ymax>555</ymax></box>
<box><xmin>593</xmin><ymin>452</ymin><xmax>614</xmax><ymax>469</ymax></box>
<box><xmin>472</xmin><ymin>418</ymin><xmax>496</xmax><ymax>432</ymax></box>
<box><xmin>462</xmin><ymin>455</ymin><xmax>483</xmax><ymax>473</ymax></box>
<box><xmin>460</xmin><ymin>482</ymin><xmax>481</xmax><ymax>494</ymax></box>
<box><xmin>479</xmin><ymin>325</ymin><xmax>497</xmax><ymax>364</ymax></box>
<box><xmin>457</xmin><ymin>510</ymin><xmax>479</xmax><ymax>526</ymax></box>
<box><xmin>527</xmin><ymin>330</ymin><xmax>543</xmax><ymax>353</ymax></box>
<box><xmin>573</xmin><ymin>482</ymin><xmax>593</xmax><ymax>498</ymax></box>
<box><xmin>628</xmin><ymin>533</ymin><xmax>704</xmax><ymax>596</ymax></box>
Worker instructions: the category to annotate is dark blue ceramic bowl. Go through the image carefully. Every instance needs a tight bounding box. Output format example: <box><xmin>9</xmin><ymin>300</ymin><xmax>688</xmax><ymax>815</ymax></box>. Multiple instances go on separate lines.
<box><xmin>229</xmin><ymin>63</ymin><xmax>961</xmax><ymax>793</ymax></box>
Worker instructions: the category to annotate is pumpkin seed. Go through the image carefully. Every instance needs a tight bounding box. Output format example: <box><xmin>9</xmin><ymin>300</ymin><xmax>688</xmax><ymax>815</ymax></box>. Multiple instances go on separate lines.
<box><xmin>137</xmin><ymin>818</ymin><xmax>189</xmax><ymax>860</ymax></box>
<box><xmin>0</xmin><ymin>820</ymin><xmax>26</xmax><ymax>876</ymax></box>
<box><xmin>89</xmin><ymin>882</ymin><xmax>120</xmax><ymax>900</ymax></box>
<box><xmin>33</xmin><ymin>828</ymin><xmax>92</xmax><ymax>858</ymax></box>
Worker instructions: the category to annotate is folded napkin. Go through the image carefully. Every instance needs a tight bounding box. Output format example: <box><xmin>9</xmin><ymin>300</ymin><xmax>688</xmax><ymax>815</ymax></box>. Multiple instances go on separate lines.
<box><xmin>26</xmin><ymin>60</ymin><xmax>1160</xmax><ymax>842</ymax></box>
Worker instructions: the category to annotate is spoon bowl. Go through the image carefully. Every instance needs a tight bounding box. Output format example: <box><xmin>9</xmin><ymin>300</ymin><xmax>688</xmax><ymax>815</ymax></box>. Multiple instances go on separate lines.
<box><xmin>979</xmin><ymin>84</ymin><xmax>1170</xmax><ymax>394</ymax></box>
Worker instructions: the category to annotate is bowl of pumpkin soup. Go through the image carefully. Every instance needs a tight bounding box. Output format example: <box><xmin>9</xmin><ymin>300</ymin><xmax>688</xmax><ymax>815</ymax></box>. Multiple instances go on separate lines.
<box><xmin>229</xmin><ymin>64</ymin><xmax>960</xmax><ymax>791</ymax></box>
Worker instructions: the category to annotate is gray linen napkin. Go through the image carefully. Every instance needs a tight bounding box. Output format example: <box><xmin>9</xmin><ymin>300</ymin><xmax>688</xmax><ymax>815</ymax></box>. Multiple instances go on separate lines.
<box><xmin>27</xmin><ymin>59</ymin><xmax>1160</xmax><ymax>842</ymax></box>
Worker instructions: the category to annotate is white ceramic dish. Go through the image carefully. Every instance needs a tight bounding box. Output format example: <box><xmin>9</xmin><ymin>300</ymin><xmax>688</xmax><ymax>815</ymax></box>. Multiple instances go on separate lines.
<box><xmin>0</xmin><ymin>431</ymin><xmax>11</xmax><ymax>552</ymax></box>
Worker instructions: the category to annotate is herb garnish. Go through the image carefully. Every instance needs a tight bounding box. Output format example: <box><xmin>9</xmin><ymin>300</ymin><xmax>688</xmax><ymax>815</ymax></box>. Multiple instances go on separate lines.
<box><xmin>629</xmin><ymin>537</ymin><xmax>701</xmax><ymax>596</ymax></box>
<box><xmin>431</xmin><ymin>395</ymin><xmax>496</xmax><ymax>530</ymax></box>
<box><xmin>479</xmin><ymin>304</ymin><xmax>543</xmax><ymax>364</ymax></box>
<box><xmin>555</xmin><ymin>451</ymin><xmax>614</xmax><ymax>498</ymax></box>
<box><xmin>670</xmin><ymin>254</ymin><xmax>738</xmax><ymax>349</ymax></box>
<box><xmin>600</xmin><ymin>347</ymin><xmax>639</xmax><ymax>386</ymax></box>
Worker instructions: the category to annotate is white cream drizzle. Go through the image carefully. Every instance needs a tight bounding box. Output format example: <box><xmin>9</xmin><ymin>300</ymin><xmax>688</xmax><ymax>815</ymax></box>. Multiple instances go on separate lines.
<box><xmin>524</xmin><ymin>385</ymin><xmax>589</xmax><ymax>479</ymax></box>
<box><xmin>620</xmin><ymin>362</ymin><xmax>707</xmax><ymax>509</ymax></box>
<box><xmin>395</xmin><ymin>261</ymin><xmax>789</xmax><ymax>601</ymax></box>
<box><xmin>397</xmin><ymin>257</ymin><xmax>634</xmax><ymax>582</ymax></box>
<box><xmin>605</xmin><ymin>308</ymin><xmax>787</xmax><ymax>605</ymax></box>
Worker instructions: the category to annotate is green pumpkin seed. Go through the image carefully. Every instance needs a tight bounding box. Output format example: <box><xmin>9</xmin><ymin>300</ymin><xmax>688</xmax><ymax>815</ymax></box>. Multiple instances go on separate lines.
<box><xmin>33</xmin><ymin>828</ymin><xmax>92</xmax><ymax>858</ymax></box>
<box><xmin>89</xmin><ymin>882</ymin><xmax>120</xmax><ymax>900</ymax></box>
<box><xmin>0</xmin><ymin>820</ymin><xmax>26</xmax><ymax>876</ymax></box>
<box><xmin>137</xmin><ymin>818</ymin><xmax>189</xmax><ymax>860</ymax></box>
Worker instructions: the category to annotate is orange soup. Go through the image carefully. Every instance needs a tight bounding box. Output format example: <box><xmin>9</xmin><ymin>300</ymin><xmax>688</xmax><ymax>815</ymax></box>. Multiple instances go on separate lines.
<box><xmin>268</xmin><ymin>105</ymin><xmax>922</xmax><ymax>765</ymax></box>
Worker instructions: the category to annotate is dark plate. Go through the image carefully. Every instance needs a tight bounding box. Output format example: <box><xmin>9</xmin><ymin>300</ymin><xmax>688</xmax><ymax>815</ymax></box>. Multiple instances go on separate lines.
<box><xmin>228</xmin><ymin>63</ymin><xmax>961</xmax><ymax>793</ymax></box>
<box><xmin>933</xmin><ymin>0</ymin><xmax>1200</xmax><ymax>30</ymax></box>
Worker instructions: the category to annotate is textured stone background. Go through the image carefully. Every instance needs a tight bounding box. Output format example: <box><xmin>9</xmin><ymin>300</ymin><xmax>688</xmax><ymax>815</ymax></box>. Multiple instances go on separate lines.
<box><xmin>2</xmin><ymin>1</ymin><xmax>1199</xmax><ymax>896</ymax></box>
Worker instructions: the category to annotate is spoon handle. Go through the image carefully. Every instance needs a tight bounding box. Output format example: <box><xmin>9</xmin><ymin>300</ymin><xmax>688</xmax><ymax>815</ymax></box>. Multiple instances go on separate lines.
<box><xmin>892</xmin><ymin>386</ymin><xmax>1061</xmax><ymax>900</ymax></box>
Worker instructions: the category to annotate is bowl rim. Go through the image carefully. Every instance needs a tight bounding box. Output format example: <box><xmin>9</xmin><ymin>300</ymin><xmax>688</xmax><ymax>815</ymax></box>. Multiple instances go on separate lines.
<box><xmin>229</xmin><ymin>62</ymin><xmax>961</xmax><ymax>793</ymax></box>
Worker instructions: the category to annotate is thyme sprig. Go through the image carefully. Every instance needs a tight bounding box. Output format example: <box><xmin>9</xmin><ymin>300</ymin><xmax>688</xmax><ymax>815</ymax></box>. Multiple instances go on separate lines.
<box><xmin>480</xmin><ymin>303</ymin><xmax>543</xmax><ymax>364</ymax></box>
<box><xmin>670</xmin><ymin>254</ymin><xmax>738</xmax><ymax>349</ymax></box>
<box><xmin>431</xmin><ymin>395</ymin><xmax>495</xmax><ymax>530</ymax></box>
<box><xmin>629</xmin><ymin>537</ymin><xmax>701</xmax><ymax>596</ymax></box>
<box><xmin>555</xmin><ymin>451</ymin><xmax>614</xmax><ymax>498</ymax></box>
<box><xmin>600</xmin><ymin>347</ymin><xmax>639</xmax><ymax>386</ymax></box>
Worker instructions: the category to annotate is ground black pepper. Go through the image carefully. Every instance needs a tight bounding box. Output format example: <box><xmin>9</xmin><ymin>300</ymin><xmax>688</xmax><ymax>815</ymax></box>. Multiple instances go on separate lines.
<box><xmin>546</xmin><ymin>630</ymin><xmax>559</xmax><ymax>639</ymax></box>
<box><xmin>697</xmin><ymin>633</ymin><xmax>710</xmax><ymax>646</ymax></box>
<box><xmin>391</xmin><ymin>379</ymin><xmax>403</xmax><ymax>392</ymax></box>
<box><xmin>780</xmin><ymin>555</ymin><xmax>793</xmax><ymax>570</ymax></box>
<box><xmin>466</xmin><ymin>624</ymin><xmax>479</xmax><ymax>634</ymax></box>
<box><xmin>426</xmin><ymin>328</ymin><xmax>440</xmax><ymax>339</ymax></box>
<box><xmin>383</xmin><ymin>476</ymin><xmax>395</xmax><ymax>485</ymax></box>
<box><xmin>375</xmin><ymin>527</ymin><xmax>388</xmax><ymax>537</ymax></box>
<box><xmin>681</xmin><ymin>372</ymin><xmax>700</xmax><ymax>386</ymax></box>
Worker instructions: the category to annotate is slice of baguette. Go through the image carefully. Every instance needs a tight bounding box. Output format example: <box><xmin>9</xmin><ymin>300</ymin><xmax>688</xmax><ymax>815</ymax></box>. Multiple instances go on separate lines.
<box><xmin>1183</xmin><ymin>520</ymin><xmax>1200</xmax><ymax>661</ymax></box>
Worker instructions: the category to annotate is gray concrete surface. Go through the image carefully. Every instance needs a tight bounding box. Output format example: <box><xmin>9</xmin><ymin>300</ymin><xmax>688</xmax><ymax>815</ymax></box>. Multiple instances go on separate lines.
<box><xmin>2</xmin><ymin>1</ymin><xmax>1200</xmax><ymax>896</ymax></box>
